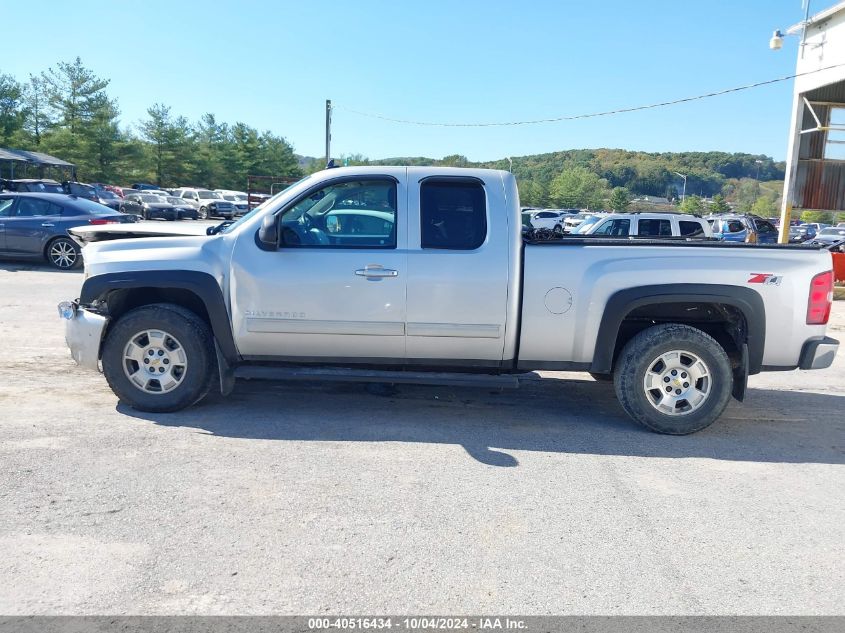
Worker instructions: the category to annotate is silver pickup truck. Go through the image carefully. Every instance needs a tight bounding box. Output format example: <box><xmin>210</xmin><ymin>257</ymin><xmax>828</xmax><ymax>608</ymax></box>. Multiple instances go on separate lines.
<box><xmin>59</xmin><ymin>167</ymin><xmax>839</xmax><ymax>435</ymax></box>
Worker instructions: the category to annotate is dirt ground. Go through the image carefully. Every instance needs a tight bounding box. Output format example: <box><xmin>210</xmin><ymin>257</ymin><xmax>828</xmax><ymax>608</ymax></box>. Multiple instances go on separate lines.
<box><xmin>0</xmin><ymin>262</ymin><xmax>843</xmax><ymax>615</ymax></box>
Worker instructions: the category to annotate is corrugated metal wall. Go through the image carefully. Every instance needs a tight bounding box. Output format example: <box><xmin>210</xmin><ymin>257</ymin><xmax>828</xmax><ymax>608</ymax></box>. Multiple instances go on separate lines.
<box><xmin>793</xmin><ymin>80</ymin><xmax>845</xmax><ymax>211</ymax></box>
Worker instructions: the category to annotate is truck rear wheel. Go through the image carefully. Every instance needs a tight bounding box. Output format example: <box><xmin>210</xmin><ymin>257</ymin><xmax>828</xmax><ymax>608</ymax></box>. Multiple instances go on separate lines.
<box><xmin>613</xmin><ymin>324</ymin><xmax>733</xmax><ymax>435</ymax></box>
<box><xmin>102</xmin><ymin>303</ymin><xmax>216</xmax><ymax>412</ymax></box>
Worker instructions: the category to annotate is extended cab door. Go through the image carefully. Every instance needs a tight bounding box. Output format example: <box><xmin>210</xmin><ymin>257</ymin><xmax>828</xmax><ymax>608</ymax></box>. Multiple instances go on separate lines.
<box><xmin>230</xmin><ymin>173</ymin><xmax>408</xmax><ymax>361</ymax></box>
<box><xmin>404</xmin><ymin>170</ymin><xmax>512</xmax><ymax>366</ymax></box>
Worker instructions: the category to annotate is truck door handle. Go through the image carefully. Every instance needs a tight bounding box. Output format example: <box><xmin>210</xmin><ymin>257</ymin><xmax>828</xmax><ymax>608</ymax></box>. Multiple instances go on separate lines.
<box><xmin>41</xmin><ymin>223</ymin><xmax>55</xmax><ymax>227</ymax></box>
<box><xmin>355</xmin><ymin>265</ymin><xmax>399</xmax><ymax>278</ymax></box>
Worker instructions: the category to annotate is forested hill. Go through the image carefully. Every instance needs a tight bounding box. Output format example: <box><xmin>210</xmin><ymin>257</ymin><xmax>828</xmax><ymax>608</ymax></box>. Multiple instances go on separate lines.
<box><xmin>360</xmin><ymin>149</ymin><xmax>785</xmax><ymax>204</ymax></box>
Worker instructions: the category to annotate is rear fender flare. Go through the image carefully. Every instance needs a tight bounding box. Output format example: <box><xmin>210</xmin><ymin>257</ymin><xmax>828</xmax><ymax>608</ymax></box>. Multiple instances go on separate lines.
<box><xmin>591</xmin><ymin>284</ymin><xmax>766</xmax><ymax>379</ymax></box>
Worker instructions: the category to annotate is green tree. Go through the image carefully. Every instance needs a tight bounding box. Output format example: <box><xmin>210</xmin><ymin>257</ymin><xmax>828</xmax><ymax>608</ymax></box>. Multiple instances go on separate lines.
<box><xmin>678</xmin><ymin>195</ymin><xmax>704</xmax><ymax>214</ymax></box>
<box><xmin>608</xmin><ymin>187</ymin><xmax>630</xmax><ymax>211</ymax></box>
<box><xmin>20</xmin><ymin>75</ymin><xmax>52</xmax><ymax>146</ymax></box>
<box><xmin>750</xmin><ymin>196</ymin><xmax>777</xmax><ymax>217</ymax></box>
<box><xmin>256</xmin><ymin>131</ymin><xmax>300</xmax><ymax>178</ymax></box>
<box><xmin>42</xmin><ymin>57</ymin><xmax>110</xmax><ymax>135</ymax></box>
<box><xmin>85</xmin><ymin>99</ymin><xmax>124</xmax><ymax>182</ymax></box>
<box><xmin>549</xmin><ymin>166</ymin><xmax>608</xmax><ymax>209</ymax></box>
<box><xmin>439</xmin><ymin>154</ymin><xmax>469</xmax><ymax>167</ymax></box>
<box><xmin>139</xmin><ymin>103</ymin><xmax>176</xmax><ymax>187</ymax></box>
<box><xmin>709</xmin><ymin>194</ymin><xmax>730</xmax><ymax>212</ymax></box>
<box><xmin>191</xmin><ymin>113</ymin><xmax>227</xmax><ymax>187</ymax></box>
<box><xmin>0</xmin><ymin>73</ymin><xmax>24</xmax><ymax>146</ymax></box>
<box><xmin>518</xmin><ymin>180</ymin><xmax>547</xmax><ymax>207</ymax></box>
<box><xmin>733</xmin><ymin>178</ymin><xmax>761</xmax><ymax>213</ymax></box>
<box><xmin>800</xmin><ymin>210</ymin><xmax>834</xmax><ymax>224</ymax></box>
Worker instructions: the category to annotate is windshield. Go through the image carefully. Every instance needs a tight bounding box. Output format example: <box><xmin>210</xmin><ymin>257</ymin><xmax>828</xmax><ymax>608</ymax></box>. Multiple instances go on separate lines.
<box><xmin>166</xmin><ymin>197</ymin><xmax>183</xmax><ymax>205</ymax></box>
<box><xmin>572</xmin><ymin>216</ymin><xmax>601</xmax><ymax>234</ymax></box>
<box><xmin>819</xmin><ymin>228</ymin><xmax>845</xmax><ymax>237</ymax></box>
<box><xmin>221</xmin><ymin>176</ymin><xmax>312</xmax><ymax>234</ymax></box>
<box><xmin>99</xmin><ymin>191</ymin><xmax>119</xmax><ymax>200</ymax></box>
<box><xmin>198</xmin><ymin>191</ymin><xmax>221</xmax><ymax>200</ymax></box>
<box><xmin>139</xmin><ymin>194</ymin><xmax>164</xmax><ymax>203</ymax></box>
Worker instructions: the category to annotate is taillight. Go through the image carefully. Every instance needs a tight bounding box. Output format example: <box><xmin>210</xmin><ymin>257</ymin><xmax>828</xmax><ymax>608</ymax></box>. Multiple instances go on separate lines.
<box><xmin>807</xmin><ymin>270</ymin><xmax>833</xmax><ymax>325</ymax></box>
<box><xmin>89</xmin><ymin>219</ymin><xmax>118</xmax><ymax>225</ymax></box>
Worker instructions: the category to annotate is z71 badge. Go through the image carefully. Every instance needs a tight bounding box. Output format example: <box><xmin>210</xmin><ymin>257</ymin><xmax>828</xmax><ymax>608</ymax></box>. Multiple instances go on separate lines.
<box><xmin>747</xmin><ymin>273</ymin><xmax>783</xmax><ymax>286</ymax></box>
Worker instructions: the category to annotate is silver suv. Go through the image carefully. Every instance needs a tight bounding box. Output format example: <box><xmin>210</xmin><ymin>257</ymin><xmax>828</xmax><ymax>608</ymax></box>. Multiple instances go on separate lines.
<box><xmin>172</xmin><ymin>188</ymin><xmax>235</xmax><ymax>220</ymax></box>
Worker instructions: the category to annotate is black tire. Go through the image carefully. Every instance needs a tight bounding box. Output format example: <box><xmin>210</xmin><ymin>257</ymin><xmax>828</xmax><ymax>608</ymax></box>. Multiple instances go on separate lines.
<box><xmin>101</xmin><ymin>303</ymin><xmax>216</xmax><ymax>413</ymax></box>
<box><xmin>45</xmin><ymin>237</ymin><xmax>82</xmax><ymax>270</ymax></box>
<box><xmin>589</xmin><ymin>372</ymin><xmax>613</xmax><ymax>382</ymax></box>
<box><xmin>198</xmin><ymin>206</ymin><xmax>208</xmax><ymax>220</ymax></box>
<box><xmin>613</xmin><ymin>323</ymin><xmax>733</xmax><ymax>435</ymax></box>
<box><xmin>553</xmin><ymin>224</ymin><xmax>564</xmax><ymax>235</ymax></box>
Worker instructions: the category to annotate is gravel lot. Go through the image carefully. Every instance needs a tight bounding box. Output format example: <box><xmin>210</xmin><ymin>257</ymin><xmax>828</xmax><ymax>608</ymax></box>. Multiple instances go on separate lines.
<box><xmin>0</xmin><ymin>262</ymin><xmax>843</xmax><ymax>615</ymax></box>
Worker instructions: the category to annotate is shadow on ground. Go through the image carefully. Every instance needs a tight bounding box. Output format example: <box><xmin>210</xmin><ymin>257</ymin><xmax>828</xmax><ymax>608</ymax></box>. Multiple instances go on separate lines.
<box><xmin>118</xmin><ymin>374</ymin><xmax>845</xmax><ymax>467</ymax></box>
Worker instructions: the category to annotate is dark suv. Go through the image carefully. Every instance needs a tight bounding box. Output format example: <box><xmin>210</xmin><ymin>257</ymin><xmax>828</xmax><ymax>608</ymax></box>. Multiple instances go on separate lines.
<box><xmin>2</xmin><ymin>178</ymin><xmax>65</xmax><ymax>194</ymax></box>
<box><xmin>707</xmin><ymin>214</ymin><xmax>779</xmax><ymax>244</ymax></box>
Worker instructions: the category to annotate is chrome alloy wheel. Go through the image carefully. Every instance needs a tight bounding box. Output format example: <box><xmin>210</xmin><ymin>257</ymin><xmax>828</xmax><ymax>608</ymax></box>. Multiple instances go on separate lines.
<box><xmin>49</xmin><ymin>240</ymin><xmax>78</xmax><ymax>269</ymax></box>
<box><xmin>642</xmin><ymin>350</ymin><xmax>711</xmax><ymax>416</ymax></box>
<box><xmin>122</xmin><ymin>329</ymin><xmax>188</xmax><ymax>394</ymax></box>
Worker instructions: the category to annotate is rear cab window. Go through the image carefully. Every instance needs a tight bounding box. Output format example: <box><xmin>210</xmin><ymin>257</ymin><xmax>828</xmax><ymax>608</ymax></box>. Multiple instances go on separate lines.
<box><xmin>679</xmin><ymin>220</ymin><xmax>706</xmax><ymax>237</ymax></box>
<box><xmin>420</xmin><ymin>179</ymin><xmax>487</xmax><ymax>250</ymax></box>
<box><xmin>637</xmin><ymin>218</ymin><xmax>671</xmax><ymax>237</ymax></box>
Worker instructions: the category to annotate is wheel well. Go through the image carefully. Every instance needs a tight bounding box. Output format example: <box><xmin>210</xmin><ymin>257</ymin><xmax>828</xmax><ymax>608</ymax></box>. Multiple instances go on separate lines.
<box><xmin>612</xmin><ymin>302</ymin><xmax>747</xmax><ymax>369</ymax></box>
<box><xmin>103</xmin><ymin>287</ymin><xmax>211</xmax><ymax>327</ymax></box>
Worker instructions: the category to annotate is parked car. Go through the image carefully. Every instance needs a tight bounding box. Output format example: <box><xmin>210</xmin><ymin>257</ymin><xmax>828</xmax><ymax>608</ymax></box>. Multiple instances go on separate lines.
<box><xmin>584</xmin><ymin>213</ymin><xmax>712</xmax><ymax>238</ymax></box>
<box><xmin>120</xmin><ymin>187</ymin><xmax>137</xmax><ymax>198</ymax></box>
<box><xmin>60</xmin><ymin>181</ymin><xmax>100</xmax><ymax>202</ymax></box>
<box><xmin>808</xmin><ymin>226</ymin><xmax>845</xmax><ymax>245</ymax></box>
<box><xmin>92</xmin><ymin>183</ymin><xmax>125</xmax><ymax>198</ymax></box>
<box><xmin>217</xmin><ymin>192</ymin><xmax>250</xmax><ymax>216</ymax></box>
<box><xmin>708</xmin><ymin>214</ymin><xmax>778</xmax><ymax>244</ymax></box>
<box><xmin>94</xmin><ymin>189</ymin><xmax>123</xmax><ymax>210</ymax></box>
<box><xmin>527</xmin><ymin>209</ymin><xmax>570</xmax><ymax>234</ymax></box>
<box><xmin>0</xmin><ymin>192</ymin><xmax>135</xmax><ymax>269</ymax></box>
<box><xmin>171</xmin><ymin>188</ymin><xmax>235</xmax><ymax>219</ymax></box>
<box><xmin>131</xmin><ymin>183</ymin><xmax>160</xmax><ymax>191</ymax></box>
<box><xmin>120</xmin><ymin>193</ymin><xmax>178</xmax><ymax>221</ymax></box>
<box><xmin>804</xmin><ymin>222</ymin><xmax>830</xmax><ymax>232</ymax></box>
<box><xmin>564</xmin><ymin>212</ymin><xmax>598</xmax><ymax>233</ymax></box>
<box><xmin>4</xmin><ymin>178</ymin><xmax>65</xmax><ymax>194</ymax></box>
<box><xmin>60</xmin><ymin>166</ymin><xmax>838</xmax><ymax>436</ymax></box>
<box><xmin>164</xmin><ymin>196</ymin><xmax>199</xmax><ymax>220</ymax></box>
<box><xmin>788</xmin><ymin>225</ymin><xmax>817</xmax><ymax>243</ymax></box>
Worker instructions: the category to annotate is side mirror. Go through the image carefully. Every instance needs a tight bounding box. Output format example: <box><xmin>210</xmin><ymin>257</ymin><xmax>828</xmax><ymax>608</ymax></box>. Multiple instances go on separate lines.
<box><xmin>257</xmin><ymin>214</ymin><xmax>279</xmax><ymax>250</ymax></box>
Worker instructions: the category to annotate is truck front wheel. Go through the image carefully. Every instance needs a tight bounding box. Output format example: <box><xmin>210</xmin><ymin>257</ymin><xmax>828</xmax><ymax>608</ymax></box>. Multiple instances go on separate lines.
<box><xmin>102</xmin><ymin>303</ymin><xmax>216</xmax><ymax>412</ymax></box>
<box><xmin>613</xmin><ymin>324</ymin><xmax>733</xmax><ymax>434</ymax></box>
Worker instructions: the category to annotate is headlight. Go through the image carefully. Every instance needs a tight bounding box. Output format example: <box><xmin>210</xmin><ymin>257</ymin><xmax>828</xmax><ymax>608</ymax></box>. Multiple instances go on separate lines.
<box><xmin>58</xmin><ymin>301</ymin><xmax>77</xmax><ymax>320</ymax></box>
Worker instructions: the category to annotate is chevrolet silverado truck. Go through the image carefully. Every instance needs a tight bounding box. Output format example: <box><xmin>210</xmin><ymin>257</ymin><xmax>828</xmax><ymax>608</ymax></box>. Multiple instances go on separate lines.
<box><xmin>59</xmin><ymin>167</ymin><xmax>839</xmax><ymax>435</ymax></box>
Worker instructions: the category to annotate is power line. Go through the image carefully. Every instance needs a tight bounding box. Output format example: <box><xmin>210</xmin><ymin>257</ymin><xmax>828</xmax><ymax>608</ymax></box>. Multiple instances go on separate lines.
<box><xmin>334</xmin><ymin>63</ymin><xmax>845</xmax><ymax>128</ymax></box>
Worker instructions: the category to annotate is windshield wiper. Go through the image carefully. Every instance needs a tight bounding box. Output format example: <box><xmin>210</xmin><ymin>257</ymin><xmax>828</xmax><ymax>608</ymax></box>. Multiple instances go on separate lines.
<box><xmin>206</xmin><ymin>221</ymin><xmax>234</xmax><ymax>235</ymax></box>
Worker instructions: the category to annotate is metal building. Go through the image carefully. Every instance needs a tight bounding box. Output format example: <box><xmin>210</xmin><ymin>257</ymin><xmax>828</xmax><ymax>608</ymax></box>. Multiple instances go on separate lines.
<box><xmin>780</xmin><ymin>1</ymin><xmax>845</xmax><ymax>241</ymax></box>
<box><xmin>0</xmin><ymin>147</ymin><xmax>77</xmax><ymax>182</ymax></box>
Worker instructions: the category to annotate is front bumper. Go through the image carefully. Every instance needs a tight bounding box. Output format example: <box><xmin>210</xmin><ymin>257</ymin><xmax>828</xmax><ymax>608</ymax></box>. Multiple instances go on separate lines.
<box><xmin>799</xmin><ymin>336</ymin><xmax>839</xmax><ymax>370</ymax></box>
<box><xmin>59</xmin><ymin>302</ymin><xmax>109</xmax><ymax>371</ymax></box>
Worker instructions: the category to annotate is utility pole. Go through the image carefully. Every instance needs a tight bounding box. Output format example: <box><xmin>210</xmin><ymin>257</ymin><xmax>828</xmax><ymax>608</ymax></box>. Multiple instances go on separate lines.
<box><xmin>673</xmin><ymin>171</ymin><xmax>687</xmax><ymax>202</ymax></box>
<box><xmin>325</xmin><ymin>100</ymin><xmax>332</xmax><ymax>167</ymax></box>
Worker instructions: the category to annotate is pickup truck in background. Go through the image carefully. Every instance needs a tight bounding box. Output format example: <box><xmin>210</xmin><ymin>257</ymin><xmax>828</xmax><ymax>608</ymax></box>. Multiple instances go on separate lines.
<box><xmin>59</xmin><ymin>167</ymin><xmax>839</xmax><ymax>435</ymax></box>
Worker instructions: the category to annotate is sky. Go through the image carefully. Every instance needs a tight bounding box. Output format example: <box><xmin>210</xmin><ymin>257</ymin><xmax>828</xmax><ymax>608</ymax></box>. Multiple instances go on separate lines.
<box><xmin>1</xmin><ymin>0</ymin><xmax>819</xmax><ymax>161</ymax></box>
